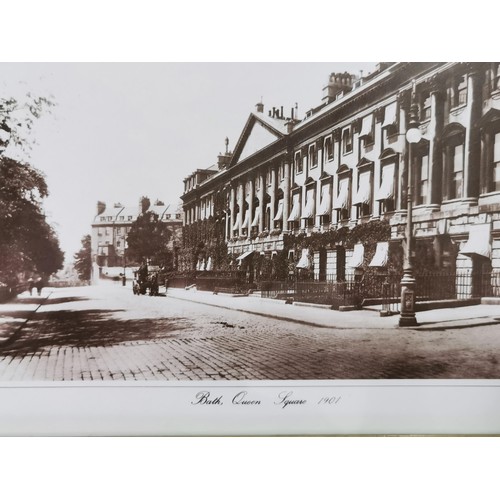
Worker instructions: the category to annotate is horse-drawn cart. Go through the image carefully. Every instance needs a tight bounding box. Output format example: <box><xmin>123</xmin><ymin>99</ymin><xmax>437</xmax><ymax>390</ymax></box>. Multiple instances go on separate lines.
<box><xmin>132</xmin><ymin>264</ymin><xmax>161</xmax><ymax>296</ymax></box>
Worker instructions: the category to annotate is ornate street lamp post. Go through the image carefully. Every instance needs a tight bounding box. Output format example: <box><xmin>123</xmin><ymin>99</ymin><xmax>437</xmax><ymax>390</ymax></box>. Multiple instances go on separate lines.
<box><xmin>399</xmin><ymin>81</ymin><xmax>422</xmax><ymax>327</ymax></box>
<box><xmin>122</xmin><ymin>238</ymin><xmax>127</xmax><ymax>286</ymax></box>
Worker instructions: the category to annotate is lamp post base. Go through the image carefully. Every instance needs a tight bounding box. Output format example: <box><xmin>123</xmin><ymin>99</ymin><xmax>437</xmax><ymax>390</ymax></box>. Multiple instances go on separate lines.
<box><xmin>399</xmin><ymin>273</ymin><xmax>418</xmax><ymax>327</ymax></box>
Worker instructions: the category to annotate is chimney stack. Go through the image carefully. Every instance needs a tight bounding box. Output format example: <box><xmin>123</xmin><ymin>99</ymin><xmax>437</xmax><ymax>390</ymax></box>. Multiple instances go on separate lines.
<box><xmin>217</xmin><ymin>138</ymin><xmax>232</xmax><ymax>169</ymax></box>
<box><xmin>255</xmin><ymin>102</ymin><xmax>264</xmax><ymax>113</ymax></box>
<box><xmin>322</xmin><ymin>72</ymin><xmax>355</xmax><ymax>105</ymax></box>
<box><xmin>97</xmin><ymin>201</ymin><xmax>106</xmax><ymax>215</ymax></box>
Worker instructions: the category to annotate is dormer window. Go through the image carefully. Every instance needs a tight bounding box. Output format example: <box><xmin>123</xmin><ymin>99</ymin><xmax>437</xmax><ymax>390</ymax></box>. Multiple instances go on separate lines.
<box><xmin>100</xmin><ymin>216</ymin><xmax>105</xmax><ymax>221</ymax></box>
<box><xmin>176</xmin><ymin>213</ymin><xmax>182</xmax><ymax>219</ymax></box>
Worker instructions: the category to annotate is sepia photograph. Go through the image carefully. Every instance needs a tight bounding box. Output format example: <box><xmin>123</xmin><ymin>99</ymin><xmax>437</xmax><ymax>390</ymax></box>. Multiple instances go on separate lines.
<box><xmin>1</xmin><ymin>60</ymin><xmax>500</xmax><ymax>435</ymax></box>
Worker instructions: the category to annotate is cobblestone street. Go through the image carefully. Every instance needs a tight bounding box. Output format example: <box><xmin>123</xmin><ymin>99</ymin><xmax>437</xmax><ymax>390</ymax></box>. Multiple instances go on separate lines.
<box><xmin>0</xmin><ymin>285</ymin><xmax>499</xmax><ymax>381</ymax></box>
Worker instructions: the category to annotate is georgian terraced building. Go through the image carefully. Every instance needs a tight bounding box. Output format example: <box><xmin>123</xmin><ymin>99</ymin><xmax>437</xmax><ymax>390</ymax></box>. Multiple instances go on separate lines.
<box><xmin>181</xmin><ymin>62</ymin><xmax>500</xmax><ymax>298</ymax></box>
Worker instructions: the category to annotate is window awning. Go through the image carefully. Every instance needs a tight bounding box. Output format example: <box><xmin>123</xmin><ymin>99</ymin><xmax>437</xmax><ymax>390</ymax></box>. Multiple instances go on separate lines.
<box><xmin>251</xmin><ymin>206</ymin><xmax>261</xmax><ymax>227</ymax></box>
<box><xmin>301</xmin><ymin>190</ymin><xmax>315</xmax><ymax>218</ymax></box>
<box><xmin>196</xmin><ymin>259</ymin><xmax>203</xmax><ymax>271</ymax></box>
<box><xmin>241</xmin><ymin>209</ymin><xmax>250</xmax><ymax>229</ymax></box>
<box><xmin>333</xmin><ymin>179</ymin><xmax>350</xmax><ymax>209</ymax></box>
<box><xmin>353</xmin><ymin>171</ymin><xmax>371</xmax><ymax>205</ymax></box>
<box><xmin>274</xmin><ymin>199</ymin><xmax>284</xmax><ymax>221</ymax></box>
<box><xmin>376</xmin><ymin>164</ymin><xmax>395</xmax><ymax>201</ymax></box>
<box><xmin>317</xmin><ymin>183</ymin><xmax>332</xmax><ymax>215</ymax></box>
<box><xmin>287</xmin><ymin>193</ymin><xmax>301</xmax><ymax>221</ymax></box>
<box><xmin>296</xmin><ymin>248</ymin><xmax>310</xmax><ymax>269</ymax></box>
<box><xmin>205</xmin><ymin>257</ymin><xmax>212</xmax><ymax>271</ymax></box>
<box><xmin>382</xmin><ymin>102</ymin><xmax>397</xmax><ymax>129</ymax></box>
<box><xmin>236</xmin><ymin>250</ymin><xmax>254</xmax><ymax>262</ymax></box>
<box><xmin>359</xmin><ymin>114</ymin><xmax>373</xmax><ymax>139</ymax></box>
<box><xmin>347</xmin><ymin>243</ymin><xmax>364</xmax><ymax>268</ymax></box>
<box><xmin>232</xmin><ymin>214</ymin><xmax>240</xmax><ymax>231</ymax></box>
<box><xmin>459</xmin><ymin>224</ymin><xmax>491</xmax><ymax>259</ymax></box>
<box><xmin>369</xmin><ymin>242</ymin><xmax>389</xmax><ymax>267</ymax></box>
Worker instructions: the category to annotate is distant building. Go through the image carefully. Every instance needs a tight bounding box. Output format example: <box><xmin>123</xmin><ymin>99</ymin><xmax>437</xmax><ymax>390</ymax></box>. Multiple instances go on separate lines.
<box><xmin>91</xmin><ymin>199</ymin><xmax>183</xmax><ymax>279</ymax></box>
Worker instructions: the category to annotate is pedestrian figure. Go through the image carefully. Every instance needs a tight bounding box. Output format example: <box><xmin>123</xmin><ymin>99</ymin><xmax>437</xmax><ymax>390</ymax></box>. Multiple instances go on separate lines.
<box><xmin>35</xmin><ymin>277</ymin><xmax>43</xmax><ymax>296</ymax></box>
<box><xmin>27</xmin><ymin>277</ymin><xmax>35</xmax><ymax>296</ymax></box>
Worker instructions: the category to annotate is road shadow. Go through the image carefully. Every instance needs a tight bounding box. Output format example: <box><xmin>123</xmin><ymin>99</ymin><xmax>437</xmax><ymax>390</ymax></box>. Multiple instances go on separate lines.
<box><xmin>0</xmin><ymin>308</ymin><xmax>190</xmax><ymax>356</ymax></box>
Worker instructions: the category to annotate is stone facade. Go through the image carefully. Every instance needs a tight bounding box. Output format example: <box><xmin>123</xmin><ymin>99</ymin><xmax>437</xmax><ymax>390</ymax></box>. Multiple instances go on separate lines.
<box><xmin>181</xmin><ymin>63</ymin><xmax>500</xmax><ymax>297</ymax></box>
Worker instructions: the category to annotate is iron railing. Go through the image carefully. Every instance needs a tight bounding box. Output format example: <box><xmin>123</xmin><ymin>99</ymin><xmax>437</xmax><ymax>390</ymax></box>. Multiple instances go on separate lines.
<box><xmin>166</xmin><ymin>269</ymin><xmax>500</xmax><ymax>307</ymax></box>
<box><xmin>262</xmin><ymin>270</ymin><xmax>500</xmax><ymax>311</ymax></box>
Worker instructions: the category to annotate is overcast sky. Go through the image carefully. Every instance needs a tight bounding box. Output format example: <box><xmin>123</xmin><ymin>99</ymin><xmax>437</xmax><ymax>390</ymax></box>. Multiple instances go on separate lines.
<box><xmin>0</xmin><ymin>62</ymin><xmax>375</xmax><ymax>260</ymax></box>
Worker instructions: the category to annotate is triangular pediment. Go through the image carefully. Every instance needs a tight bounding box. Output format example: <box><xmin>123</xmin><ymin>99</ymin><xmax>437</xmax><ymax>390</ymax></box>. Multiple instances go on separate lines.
<box><xmin>230</xmin><ymin>113</ymin><xmax>285</xmax><ymax>166</ymax></box>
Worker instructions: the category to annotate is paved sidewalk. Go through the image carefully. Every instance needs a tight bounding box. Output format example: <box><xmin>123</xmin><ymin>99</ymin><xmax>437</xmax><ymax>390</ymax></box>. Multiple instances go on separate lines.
<box><xmin>165</xmin><ymin>287</ymin><xmax>500</xmax><ymax>330</ymax></box>
<box><xmin>0</xmin><ymin>291</ymin><xmax>52</xmax><ymax>344</ymax></box>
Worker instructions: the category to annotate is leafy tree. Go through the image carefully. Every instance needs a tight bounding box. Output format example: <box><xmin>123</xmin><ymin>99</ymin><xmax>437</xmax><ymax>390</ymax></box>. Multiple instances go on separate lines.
<box><xmin>73</xmin><ymin>234</ymin><xmax>92</xmax><ymax>281</ymax></box>
<box><xmin>0</xmin><ymin>95</ymin><xmax>63</xmax><ymax>286</ymax></box>
<box><xmin>0</xmin><ymin>94</ymin><xmax>55</xmax><ymax>153</ymax></box>
<box><xmin>126</xmin><ymin>211</ymin><xmax>172</xmax><ymax>266</ymax></box>
<box><xmin>0</xmin><ymin>157</ymin><xmax>64</xmax><ymax>284</ymax></box>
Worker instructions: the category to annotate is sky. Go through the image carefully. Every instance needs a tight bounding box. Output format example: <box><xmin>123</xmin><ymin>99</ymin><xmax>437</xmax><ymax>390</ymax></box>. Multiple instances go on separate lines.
<box><xmin>0</xmin><ymin>62</ymin><xmax>376</xmax><ymax>260</ymax></box>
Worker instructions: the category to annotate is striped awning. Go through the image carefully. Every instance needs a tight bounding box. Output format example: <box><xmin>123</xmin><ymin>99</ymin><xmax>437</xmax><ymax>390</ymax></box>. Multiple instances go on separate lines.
<box><xmin>353</xmin><ymin>171</ymin><xmax>371</xmax><ymax>205</ymax></box>
<box><xmin>296</xmin><ymin>248</ymin><xmax>310</xmax><ymax>269</ymax></box>
<box><xmin>287</xmin><ymin>193</ymin><xmax>301</xmax><ymax>221</ymax></box>
<box><xmin>376</xmin><ymin>164</ymin><xmax>395</xmax><ymax>201</ymax></box>
<box><xmin>347</xmin><ymin>243</ymin><xmax>364</xmax><ymax>268</ymax></box>
<box><xmin>301</xmin><ymin>190</ymin><xmax>315</xmax><ymax>218</ymax></box>
<box><xmin>241</xmin><ymin>209</ymin><xmax>250</xmax><ymax>229</ymax></box>
<box><xmin>236</xmin><ymin>250</ymin><xmax>254</xmax><ymax>261</ymax></box>
<box><xmin>317</xmin><ymin>183</ymin><xmax>332</xmax><ymax>215</ymax></box>
<box><xmin>359</xmin><ymin>114</ymin><xmax>373</xmax><ymax>139</ymax></box>
<box><xmin>251</xmin><ymin>206</ymin><xmax>261</xmax><ymax>227</ymax></box>
<box><xmin>333</xmin><ymin>179</ymin><xmax>350</xmax><ymax>210</ymax></box>
<box><xmin>382</xmin><ymin>102</ymin><xmax>397</xmax><ymax>129</ymax></box>
<box><xmin>459</xmin><ymin>224</ymin><xmax>491</xmax><ymax>259</ymax></box>
<box><xmin>369</xmin><ymin>242</ymin><xmax>389</xmax><ymax>267</ymax></box>
<box><xmin>274</xmin><ymin>199</ymin><xmax>284</xmax><ymax>221</ymax></box>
